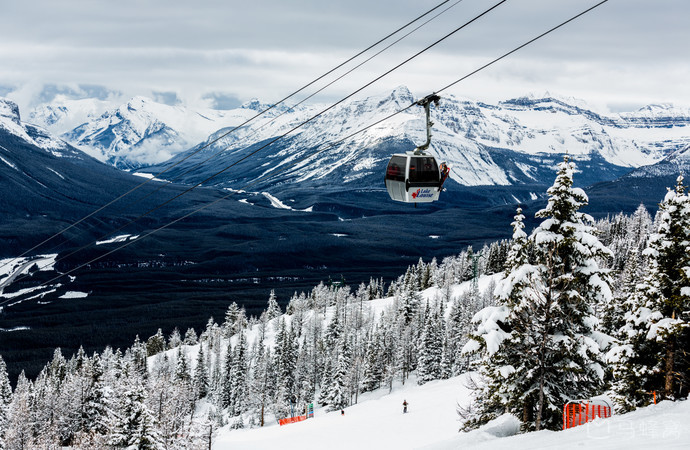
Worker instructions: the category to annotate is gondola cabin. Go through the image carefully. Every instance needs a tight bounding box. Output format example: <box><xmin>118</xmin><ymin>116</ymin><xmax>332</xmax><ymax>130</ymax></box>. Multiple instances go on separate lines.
<box><xmin>385</xmin><ymin>152</ymin><xmax>442</xmax><ymax>203</ymax></box>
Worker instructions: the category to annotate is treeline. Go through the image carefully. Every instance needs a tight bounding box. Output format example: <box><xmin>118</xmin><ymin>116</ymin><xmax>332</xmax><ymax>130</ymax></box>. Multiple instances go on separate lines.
<box><xmin>461</xmin><ymin>158</ymin><xmax>689</xmax><ymax>432</ymax></box>
<box><xmin>0</xmin><ymin>249</ymin><xmax>498</xmax><ymax>448</ymax></box>
<box><xmin>0</xmin><ymin>157</ymin><xmax>688</xmax><ymax>448</ymax></box>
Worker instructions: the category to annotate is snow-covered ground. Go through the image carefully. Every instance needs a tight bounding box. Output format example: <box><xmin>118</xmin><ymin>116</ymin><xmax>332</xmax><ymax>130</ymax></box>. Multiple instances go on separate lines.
<box><xmin>213</xmin><ymin>374</ymin><xmax>471</xmax><ymax>450</ymax></box>
<box><xmin>210</xmin><ymin>274</ymin><xmax>689</xmax><ymax>449</ymax></box>
<box><xmin>213</xmin><ymin>371</ymin><xmax>690</xmax><ymax>450</ymax></box>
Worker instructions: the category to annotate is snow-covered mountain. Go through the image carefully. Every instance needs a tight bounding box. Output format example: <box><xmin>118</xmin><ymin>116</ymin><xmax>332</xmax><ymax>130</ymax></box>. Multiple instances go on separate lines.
<box><xmin>27</xmin><ymin>87</ymin><xmax>690</xmax><ymax>190</ymax></box>
<box><xmin>28</xmin><ymin>97</ymin><xmax>251</xmax><ymax>170</ymax></box>
<box><xmin>0</xmin><ymin>98</ymin><xmax>76</xmax><ymax>157</ymax></box>
<box><xmin>143</xmin><ymin>87</ymin><xmax>690</xmax><ymax>195</ymax></box>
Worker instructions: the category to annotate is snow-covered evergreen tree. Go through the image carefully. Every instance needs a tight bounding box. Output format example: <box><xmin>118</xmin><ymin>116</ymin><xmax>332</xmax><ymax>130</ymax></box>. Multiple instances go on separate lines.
<box><xmin>608</xmin><ymin>176</ymin><xmax>690</xmax><ymax>409</ymax></box>
<box><xmin>4</xmin><ymin>371</ymin><xmax>32</xmax><ymax>449</ymax></box>
<box><xmin>464</xmin><ymin>157</ymin><xmax>613</xmax><ymax>431</ymax></box>
<box><xmin>183</xmin><ymin>327</ymin><xmax>198</xmax><ymax>345</ymax></box>
<box><xmin>417</xmin><ymin>303</ymin><xmax>443</xmax><ymax>384</ymax></box>
<box><xmin>265</xmin><ymin>289</ymin><xmax>282</xmax><ymax>321</ymax></box>
<box><xmin>146</xmin><ymin>329</ymin><xmax>166</xmax><ymax>356</ymax></box>
<box><xmin>109</xmin><ymin>377</ymin><xmax>163</xmax><ymax>449</ymax></box>
<box><xmin>229</xmin><ymin>332</ymin><xmax>249</xmax><ymax>416</ymax></box>
<box><xmin>0</xmin><ymin>356</ymin><xmax>13</xmax><ymax>448</ymax></box>
<box><xmin>193</xmin><ymin>345</ymin><xmax>209</xmax><ymax>399</ymax></box>
<box><xmin>326</xmin><ymin>352</ymin><xmax>349</xmax><ymax>412</ymax></box>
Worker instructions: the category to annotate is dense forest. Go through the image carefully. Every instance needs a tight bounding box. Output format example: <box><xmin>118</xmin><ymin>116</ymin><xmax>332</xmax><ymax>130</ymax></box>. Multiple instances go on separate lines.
<box><xmin>0</xmin><ymin>156</ymin><xmax>688</xmax><ymax>448</ymax></box>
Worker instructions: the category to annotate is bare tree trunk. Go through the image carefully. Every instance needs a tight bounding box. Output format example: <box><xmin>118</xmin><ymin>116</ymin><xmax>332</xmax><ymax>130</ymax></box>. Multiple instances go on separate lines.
<box><xmin>664</xmin><ymin>337</ymin><xmax>675</xmax><ymax>400</ymax></box>
<box><xmin>522</xmin><ymin>397</ymin><xmax>533</xmax><ymax>429</ymax></box>
<box><xmin>536</xmin><ymin>368</ymin><xmax>545</xmax><ymax>431</ymax></box>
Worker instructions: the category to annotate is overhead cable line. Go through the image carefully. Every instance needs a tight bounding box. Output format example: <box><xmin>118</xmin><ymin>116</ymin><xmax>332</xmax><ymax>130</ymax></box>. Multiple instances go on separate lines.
<box><xmin>22</xmin><ymin>0</ymin><xmax>467</xmax><ymax>263</ymax></box>
<box><xmin>1</xmin><ymin>0</ymin><xmax>611</xmax><ymax>299</ymax></box>
<box><xmin>133</xmin><ymin>0</ymin><xmax>466</xmax><ymax>197</ymax></box>
<box><xmin>6</xmin><ymin>0</ymin><xmax>508</xmax><ymax>282</ymax></box>
<box><xmin>0</xmin><ymin>0</ymin><xmax>455</xmax><ymax>272</ymax></box>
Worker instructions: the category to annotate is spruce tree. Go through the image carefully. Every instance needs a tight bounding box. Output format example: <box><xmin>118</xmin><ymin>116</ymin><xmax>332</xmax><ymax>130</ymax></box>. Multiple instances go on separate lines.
<box><xmin>608</xmin><ymin>176</ymin><xmax>690</xmax><ymax>407</ymax></box>
<box><xmin>109</xmin><ymin>378</ymin><xmax>163</xmax><ymax>449</ymax></box>
<box><xmin>266</xmin><ymin>290</ymin><xmax>282</xmax><ymax>321</ymax></box>
<box><xmin>229</xmin><ymin>332</ymin><xmax>248</xmax><ymax>416</ymax></box>
<box><xmin>4</xmin><ymin>372</ymin><xmax>32</xmax><ymax>449</ymax></box>
<box><xmin>417</xmin><ymin>305</ymin><xmax>443</xmax><ymax>384</ymax></box>
<box><xmin>193</xmin><ymin>346</ymin><xmax>209</xmax><ymax>399</ymax></box>
<box><xmin>0</xmin><ymin>355</ymin><xmax>13</xmax><ymax>447</ymax></box>
<box><xmin>464</xmin><ymin>157</ymin><xmax>613</xmax><ymax>431</ymax></box>
<box><xmin>146</xmin><ymin>329</ymin><xmax>166</xmax><ymax>356</ymax></box>
<box><xmin>327</xmin><ymin>353</ymin><xmax>349</xmax><ymax>411</ymax></box>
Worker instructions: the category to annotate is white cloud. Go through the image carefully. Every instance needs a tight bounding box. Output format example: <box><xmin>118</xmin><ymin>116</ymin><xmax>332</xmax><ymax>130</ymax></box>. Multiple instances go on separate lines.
<box><xmin>1</xmin><ymin>0</ymin><xmax>688</xmax><ymax>114</ymax></box>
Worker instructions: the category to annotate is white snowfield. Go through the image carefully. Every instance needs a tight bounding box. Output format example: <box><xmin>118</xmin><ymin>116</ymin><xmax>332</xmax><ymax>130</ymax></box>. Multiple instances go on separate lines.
<box><xmin>213</xmin><ymin>371</ymin><xmax>690</xmax><ymax>450</ymax></box>
<box><xmin>213</xmin><ymin>374</ymin><xmax>471</xmax><ymax>450</ymax></box>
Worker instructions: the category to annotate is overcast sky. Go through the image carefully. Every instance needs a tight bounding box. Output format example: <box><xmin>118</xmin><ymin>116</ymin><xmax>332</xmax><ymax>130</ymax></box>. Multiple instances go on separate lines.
<box><xmin>1</xmin><ymin>0</ymin><xmax>688</xmax><ymax>114</ymax></box>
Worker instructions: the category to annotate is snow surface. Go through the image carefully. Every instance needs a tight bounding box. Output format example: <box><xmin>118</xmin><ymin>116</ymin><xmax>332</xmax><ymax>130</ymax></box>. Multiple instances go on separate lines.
<box><xmin>213</xmin><ymin>374</ymin><xmax>473</xmax><ymax>450</ymax></box>
<box><xmin>0</xmin><ymin>326</ymin><xmax>31</xmax><ymax>332</ymax></box>
<box><xmin>213</xmin><ymin>373</ymin><xmax>690</xmax><ymax>450</ymax></box>
<box><xmin>261</xmin><ymin>192</ymin><xmax>312</xmax><ymax>212</ymax></box>
<box><xmin>58</xmin><ymin>291</ymin><xmax>89</xmax><ymax>299</ymax></box>
<box><xmin>0</xmin><ymin>98</ymin><xmax>68</xmax><ymax>153</ymax></box>
<box><xmin>95</xmin><ymin>234</ymin><xmax>138</xmax><ymax>245</ymax></box>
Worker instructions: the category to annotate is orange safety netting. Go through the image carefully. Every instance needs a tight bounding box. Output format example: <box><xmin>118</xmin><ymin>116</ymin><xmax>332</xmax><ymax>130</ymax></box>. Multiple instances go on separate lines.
<box><xmin>563</xmin><ymin>401</ymin><xmax>611</xmax><ymax>430</ymax></box>
<box><xmin>279</xmin><ymin>415</ymin><xmax>307</xmax><ymax>426</ymax></box>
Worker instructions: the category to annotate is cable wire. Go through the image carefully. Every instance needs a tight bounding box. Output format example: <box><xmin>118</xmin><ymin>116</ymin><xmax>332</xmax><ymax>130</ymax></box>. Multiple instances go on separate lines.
<box><xmin>1</xmin><ymin>0</ymin><xmax>611</xmax><ymax>301</ymax></box>
<box><xmin>0</xmin><ymin>0</ymin><xmax>455</xmax><ymax>272</ymax></box>
<box><xmin>13</xmin><ymin>0</ymin><xmax>467</xmax><ymax>264</ymax></box>
<box><xmin>4</xmin><ymin>0</ymin><xmax>508</xmax><ymax>284</ymax></box>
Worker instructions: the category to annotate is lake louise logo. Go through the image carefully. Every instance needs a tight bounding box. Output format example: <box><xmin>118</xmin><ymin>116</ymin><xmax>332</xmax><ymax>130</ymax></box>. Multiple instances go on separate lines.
<box><xmin>411</xmin><ymin>188</ymin><xmax>433</xmax><ymax>199</ymax></box>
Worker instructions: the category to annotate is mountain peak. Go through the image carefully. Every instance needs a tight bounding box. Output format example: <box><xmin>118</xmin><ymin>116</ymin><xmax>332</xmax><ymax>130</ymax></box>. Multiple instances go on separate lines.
<box><xmin>124</xmin><ymin>95</ymin><xmax>155</xmax><ymax>111</ymax></box>
<box><xmin>500</xmin><ymin>92</ymin><xmax>591</xmax><ymax>111</ymax></box>
<box><xmin>241</xmin><ymin>98</ymin><xmax>265</xmax><ymax>111</ymax></box>
<box><xmin>0</xmin><ymin>98</ymin><xmax>21</xmax><ymax>126</ymax></box>
<box><xmin>391</xmin><ymin>85</ymin><xmax>414</xmax><ymax>103</ymax></box>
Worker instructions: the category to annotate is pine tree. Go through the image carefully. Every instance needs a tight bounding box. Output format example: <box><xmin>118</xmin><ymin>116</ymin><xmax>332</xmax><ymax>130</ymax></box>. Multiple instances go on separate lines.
<box><xmin>265</xmin><ymin>289</ymin><xmax>282</xmax><ymax>321</ymax></box>
<box><xmin>317</xmin><ymin>353</ymin><xmax>333</xmax><ymax>406</ymax></box>
<box><xmin>608</xmin><ymin>176</ymin><xmax>690</xmax><ymax>407</ymax></box>
<box><xmin>0</xmin><ymin>355</ymin><xmax>13</xmax><ymax>447</ymax></box>
<box><xmin>109</xmin><ymin>378</ymin><xmax>163</xmax><ymax>449</ymax></box>
<box><xmin>4</xmin><ymin>371</ymin><xmax>32</xmax><ymax>449</ymax></box>
<box><xmin>193</xmin><ymin>345</ymin><xmax>209</xmax><ymax>399</ymax></box>
<box><xmin>82</xmin><ymin>353</ymin><xmax>110</xmax><ymax>436</ymax></box>
<box><xmin>464</xmin><ymin>158</ymin><xmax>613</xmax><ymax>431</ymax></box>
<box><xmin>229</xmin><ymin>332</ymin><xmax>248</xmax><ymax>416</ymax></box>
<box><xmin>168</xmin><ymin>327</ymin><xmax>182</xmax><ymax>349</ymax></box>
<box><xmin>184</xmin><ymin>328</ymin><xmax>198</xmax><ymax>345</ymax></box>
<box><xmin>221</xmin><ymin>342</ymin><xmax>235</xmax><ymax>410</ymax></box>
<box><xmin>417</xmin><ymin>304</ymin><xmax>443</xmax><ymax>384</ymax></box>
<box><xmin>146</xmin><ymin>329</ymin><xmax>167</xmax><ymax>356</ymax></box>
<box><xmin>327</xmin><ymin>353</ymin><xmax>349</xmax><ymax>411</ymax></box>
<box><xmin>273</xmin><ymin>319</ymin><xmax>298</xmax><ymax>417</ymax></box>
<box><xmin>361</xmin><ymin>331</ymin><xmax>383</xmax><ymax>392</ymax></box>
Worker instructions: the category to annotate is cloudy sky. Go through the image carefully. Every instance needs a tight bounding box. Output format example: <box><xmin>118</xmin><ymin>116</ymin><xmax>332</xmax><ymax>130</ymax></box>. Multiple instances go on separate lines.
<box><xmin>1</xmin><ymin>0</ymin><xmax>688</xmax><ymax>114</ymax></box>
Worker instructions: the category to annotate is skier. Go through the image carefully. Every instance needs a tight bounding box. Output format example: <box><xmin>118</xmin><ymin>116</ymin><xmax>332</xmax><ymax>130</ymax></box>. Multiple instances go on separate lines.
<box><xmin>402</xmin><ymin>399</ymin><xmax>408</xmax><ymax>413</ymax></box>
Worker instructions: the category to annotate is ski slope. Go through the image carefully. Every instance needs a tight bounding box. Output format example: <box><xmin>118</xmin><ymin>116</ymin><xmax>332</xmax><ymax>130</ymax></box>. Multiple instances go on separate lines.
<box><xmin>213</xmin><ymin>374</ymin><xmax>472</xmax><ymax>449</ymax></box>
<box><xmin>213</xmin><ymin>373</ymin><xmax>690</xmax><ymax>450</ymax></box>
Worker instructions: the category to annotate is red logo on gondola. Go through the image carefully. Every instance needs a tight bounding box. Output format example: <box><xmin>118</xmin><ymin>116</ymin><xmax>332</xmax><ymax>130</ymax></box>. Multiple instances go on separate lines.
<box><xmin>412</xmin><ymin>188</ymin><xmax>433</xmax><ymax>199</ymax></box>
